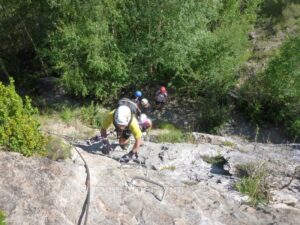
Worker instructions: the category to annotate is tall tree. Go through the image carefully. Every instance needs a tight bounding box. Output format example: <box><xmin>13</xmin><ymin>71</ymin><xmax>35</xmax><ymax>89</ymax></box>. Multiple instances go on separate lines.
<box><xmin>45</xmin><ymin>0</ymin><xmax>127</xmax><ymax>101</ymax></box>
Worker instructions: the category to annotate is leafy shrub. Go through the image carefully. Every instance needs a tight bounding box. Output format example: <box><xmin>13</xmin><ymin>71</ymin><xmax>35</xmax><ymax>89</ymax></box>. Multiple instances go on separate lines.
<box><xmin>80</xmin><ymin>101</ymin><xmax>106</xmax><ymax>128</ymax></box>
<box><xmin>46</xmin><ymin>136</ymin><xmax>71</xmax><ymax>161</ymax></box>
<box><xmin>45</xmin><ymin>1</ymin><xmax>128</xmax><ymax>102</ymax></box>
<box><xmin>238</xmin><ymin>37</ymin><xmax>300</xmax><ymax>138</ymax></box>
<box><xmin>0</xmin><ymin>79</ymin><xmax>46</xmax><ymax>156</ymax></box>
<box><xmin>0</xmin><ymin>211</ymin><xmax>6</xmax><ymax>225</ymax></box>
<box><xmin>59</xmin><ymin>106</ymin><xmax>73</xmax><ymax>123</ymax></box>
<box><xmin>258</xmin><ymin>0</ymin><xmax>300</xmax><ymax>22</ymax></box>
<box><xmin>195</xmin><ymin>98</ymin><xmax>231</xmax><ymax>133</ymax></box>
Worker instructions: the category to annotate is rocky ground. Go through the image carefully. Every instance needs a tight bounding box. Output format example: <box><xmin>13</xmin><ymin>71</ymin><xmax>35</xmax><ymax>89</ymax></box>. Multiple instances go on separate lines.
<box><xmin>1</xmin><ymin>128</ymin><xmax>299</xmax><ymax>225</ymax></box>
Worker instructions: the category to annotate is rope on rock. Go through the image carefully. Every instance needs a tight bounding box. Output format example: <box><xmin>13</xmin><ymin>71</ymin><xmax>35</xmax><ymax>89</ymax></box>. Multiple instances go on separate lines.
<box><xmin>45</xmin><ymin>131</ymin><xmax>90</xmax><ymax>225</ymax></box>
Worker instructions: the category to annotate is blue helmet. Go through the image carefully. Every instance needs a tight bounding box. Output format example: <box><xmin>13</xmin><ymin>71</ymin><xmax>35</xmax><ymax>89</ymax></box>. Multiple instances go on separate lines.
<box><xmin>135</xmin><ymin>90</ymin><xmax>142</xmax><ymax>98</ymax></box>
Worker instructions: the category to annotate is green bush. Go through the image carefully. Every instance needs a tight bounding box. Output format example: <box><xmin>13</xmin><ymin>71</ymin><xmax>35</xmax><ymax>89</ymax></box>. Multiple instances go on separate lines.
<box><xmin>0</xmin><ymin>79</ymin><xmax>46</xmax><ymax>156</ymax></box>
<box><xmin>46</xmin><ymin>136</ymin><xmax>71</xmax><ymax>161</ymax></box>
<box><xmin>59</xmin><ymin>106</ymin><xmax>73</xmax><ymax>123</ymax></box>
<box><xmin>80</xmin><ymin>101</ymin><xmax>106</xmax><ymax>128</ymax></box>
<box><xmin>195</xmin><ymin>98</ymin><xmax>230</xmax><ymax>133</ymax></box>
<box><xmin>45</xmin><ymin>1</ymin><xmax>128</xmax><ymax>102</ymax></box>
<box><xmin>239</xmin><ymin>37</ymin><xmax>300</xmax><ymax>138</ymax></box>
<box><xmin>0</xmin><ymin>211</ymin><xmax>6</xmax><ymax>225</ymax></box>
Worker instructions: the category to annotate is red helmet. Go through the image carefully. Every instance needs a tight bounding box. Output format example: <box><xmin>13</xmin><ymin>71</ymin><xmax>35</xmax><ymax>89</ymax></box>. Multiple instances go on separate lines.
<box><xmin>160</xmin><ymin>86</ymin><xmax>167</xmax><ymax>93</ymax></box>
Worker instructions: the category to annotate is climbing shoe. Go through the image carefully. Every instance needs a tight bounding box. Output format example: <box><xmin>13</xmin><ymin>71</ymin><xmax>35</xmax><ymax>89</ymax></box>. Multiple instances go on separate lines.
<box><xmin>100</xmin><ymin>139</ymin><xmax>111</xmax><ymax>154</ymax></box>
<box><xmin>120</xmin><ymin>151</ymin><xmax>138</xmax><ymax>163</ymax></box>
<box><xmin>87</xmin><ymin>135</ymin><xmax>101</xmax><ymax>145</ymax></box>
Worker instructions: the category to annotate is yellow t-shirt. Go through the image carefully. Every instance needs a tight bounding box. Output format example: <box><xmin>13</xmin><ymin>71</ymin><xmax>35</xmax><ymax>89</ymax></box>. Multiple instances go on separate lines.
<box><xmin>102</xmin><ymin>110</ymin><xmax>142</xmax><ymax>139</ymax></box>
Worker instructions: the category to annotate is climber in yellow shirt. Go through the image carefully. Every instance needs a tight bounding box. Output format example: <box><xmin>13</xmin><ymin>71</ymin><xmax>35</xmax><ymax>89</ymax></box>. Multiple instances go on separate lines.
<box><xmin>100</xmin><ymin>105</ymin><xmax>142</xmax><ymax>161</ymax></box>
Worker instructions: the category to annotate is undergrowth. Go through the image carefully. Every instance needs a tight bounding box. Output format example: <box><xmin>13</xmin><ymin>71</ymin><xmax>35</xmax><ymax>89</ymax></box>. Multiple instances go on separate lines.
<box><xmin>235</xmin><ymin>162</ymin><xmax>269</xmax><ymax>206</ymax></box>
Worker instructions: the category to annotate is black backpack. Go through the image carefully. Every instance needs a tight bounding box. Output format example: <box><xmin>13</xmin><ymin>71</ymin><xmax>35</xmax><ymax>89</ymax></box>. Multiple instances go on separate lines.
<box><xmin>113</xmin><ymin>98</ymin><xmax>137</xmax><ymax>128</ymax></box>
<box><xmin>117</xmin><ymin>98</ymin><xmax>139</xmax><ymax>114</ymax></box>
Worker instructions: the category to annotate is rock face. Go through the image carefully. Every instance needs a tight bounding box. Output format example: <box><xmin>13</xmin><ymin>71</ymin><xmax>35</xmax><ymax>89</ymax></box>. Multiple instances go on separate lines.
<box><xmin>1</xmin><ymin>133</ymin><xmax>300</xmax><ymax>225</ymax></box>
<box><xmin>0</xmin><ymin>152</ymin><xmax>86</xmax><ymax>225</ymax></box>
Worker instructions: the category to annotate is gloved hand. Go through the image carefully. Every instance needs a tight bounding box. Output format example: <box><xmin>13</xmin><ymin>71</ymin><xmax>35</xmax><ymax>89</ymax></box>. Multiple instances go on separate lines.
<box><xmin>87</xmin><ymin>135</ymin><xmax>101</xmax><ymax>145</ymax></box>
<box><xmin>121</xmin><ymin>151</ymin><xmax>138</xmax><ymax>162</ymax></box>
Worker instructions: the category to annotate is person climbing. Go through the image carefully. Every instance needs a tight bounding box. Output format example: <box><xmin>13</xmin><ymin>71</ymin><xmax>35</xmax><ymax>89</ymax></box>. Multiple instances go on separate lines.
<box><xmin>155</xmin><ymin>86</ymin><xmax>168</xmax><ymax>109</ymax></box>
<box><xmin>134</xmin><ymin>90</ymin><xmax>142</xmax><ymax>103</ymax></box>
<box><xmin>140</xmin><ymin>98</ymin><xmax>151</xmax><ymax>114</ymax></box>
<box><xmin>138</xmin><ymin>113</ymin><xmax>152</xmax><ymax>134</ymax></box>
<box><xmin>100</xmin><ymin>105</ymin><xmax>142</xmax><ymax>161</ymax></box>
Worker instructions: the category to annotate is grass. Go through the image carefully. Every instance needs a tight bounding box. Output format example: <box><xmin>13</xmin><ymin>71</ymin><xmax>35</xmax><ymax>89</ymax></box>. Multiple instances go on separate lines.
<box><xmin>155</xmin><ymin>121</ymin><xmax>195</xmax><ymax>143</ymax></box>
<box><xmin>222</xmin><ymin>141</ymin><xmax>236</xmax><ymax>148</ymax></box>
<box><xmin>156</xmin><ymin>121</ymin><xmax>178</xmax><ymax>130</ymax></box>
<box><xmin>0</xmin><ymin>211</ymin><xmax>6</xmax><ymax>225</ymax></box>
<box><xmin>157</xmin><ymin>130</ymin><xmax>195</xmax><ymax>143</ymax></box>
<box><xmin>46</xmin><ymin>136</ymin><xmax>72</xmax><ymax>161</ymax></box>
<box><xmin>160</xmin><ymin>165</ymin><xmax>176</xmax><ymax>171</ymax></box>
<box><xmin>202</xmin><ymin>155</ymin><xmax>227</xmax><ymax>167</ymax></box>
<box><xmin>157</xmin><ymin>129</ymin><xmax>184</xmax><ymax>143</ymax></box>
<box><xmin>39</xmin><ymin>101</ymin><xmax>107</xmax><ymax>129</ymax></box>
<box><xmin>235</xmin><ymin>162</ymin><xmax>269</xmax><ymax>206</ymax></box>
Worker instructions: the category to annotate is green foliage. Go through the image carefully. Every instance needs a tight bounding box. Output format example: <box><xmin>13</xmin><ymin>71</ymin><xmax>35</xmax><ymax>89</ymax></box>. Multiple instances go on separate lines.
<box><xmin>80</xmin><ymin>102</ymin><xmax>106</xmax><ymax>128</ymax></box>
<box><xmin>1</xmin><ymin>0</ymin><xmax>263</xmax><ymax>132</ymax></box>
<box><xmin>155</xmin><ymin>121</ymin><xmax>191</xmax><ymax>143</ymax></box>
<box><xmin>40</xmin><ymin>100</ymin><xmax>106</xmax><ymax>129</ymax></box>
<box><xmin>202</xmin><ymin>155</ymin><xmax>227</xmax><ymax>167</ymax></box>
<box><xmin>258</xmin><ymin>0</ymin><xmax>300</xmax><ymax>20</ymax></box>
<box><xmin>239</xmin><ymin>37</ymin><xmax>300</xmax><ymax>137</ymax></box>
<box><xmin>59</xmin><ymin>106</ymin><xmax>73</xmax><ymax>123</ymax></box>
<box><xmin>157</xmin><ymin>129</ymin><xmax>184</xmax><ymax>143</ymax></box>
<box><xmin>0</xmin><ymin>79</ymin><xmax>46</xmax><ymax>157</ymax></box>
<box><xmin>235</xmin><ymin>162</ymin><xmax>269</xmax><ymax>206</ymax></box>
<box><xmin>0</xmin><ymin>1</ymin><xmax>57</xmax><ymax>88</ymax></box>
<box><xmin>156</xmin><ymin>121</ymin><xmax>178</xmax><ymax>130</ymax></box>
<box><xmin>259</xmin><ymin>1</ymin><xmax>300</xmax><ymax>35</ymax></box>
<box><xmin>46</xmin><ymin>136</ymin><xmax>71</xmax><ymax>161</ymax></box>
<box><xmin>236</xmin><ymin>176</ymin><xmax>268</xmax><ymax>206</ymax></box>
<box><xmin>195</xmin><ymin>97</ymin><xmax>230</xmax><ymax>133</ymax></box>
<box><xmin>45</xmin><ymin>0</ymin><xmax>128</xmax><ymax>102</ymax></box>
<box><xmin>0</xmin><ymin>211</ymin><xmax>6</xmax><ymax>225</ymax></box>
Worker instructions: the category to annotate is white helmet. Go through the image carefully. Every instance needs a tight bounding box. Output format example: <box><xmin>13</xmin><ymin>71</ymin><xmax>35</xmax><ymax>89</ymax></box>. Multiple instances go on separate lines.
<box><xmin>140</xmin><ymin>114</ymin><xmax>148</xmax><ymax>123</ymax></box>
<box><xmin>114</xmin><ymin>105</ymin><xmax>131</xmax><ymax>126</ymax></box>
<box><xmin>141</xmin><ymin>98</ymin><xmax>149</xmax><ymax>107</ymax></box>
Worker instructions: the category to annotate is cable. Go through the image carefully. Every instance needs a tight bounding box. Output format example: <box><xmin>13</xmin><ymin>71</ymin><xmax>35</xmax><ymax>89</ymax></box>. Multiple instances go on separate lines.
<box><xmin>45</xmin><ymin>131</ymin><xmax>90</xmax><ymax>225</ymax></box>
